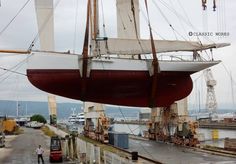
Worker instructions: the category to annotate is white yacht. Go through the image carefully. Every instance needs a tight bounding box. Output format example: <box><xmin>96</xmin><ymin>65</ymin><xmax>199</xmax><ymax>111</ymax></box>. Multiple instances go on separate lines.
<box><xmin>77</xmin><ymin>112</ymin><xmax>85</xmax><ymax>125</ymax></box>
<box><xmin>68</xmin><ymin>108</ymin><xmax>78</xmax><ymax>124</ymax></box>
<box><xmin>68</xmin><ymin>108</ymin><xmax>85</xmax><ymax>125</ymax></box>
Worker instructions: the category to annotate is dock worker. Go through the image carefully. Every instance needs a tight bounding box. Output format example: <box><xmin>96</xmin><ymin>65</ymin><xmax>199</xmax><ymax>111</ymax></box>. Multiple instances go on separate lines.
<box><xmin>36</xmin><ymin>145</ymin><xmax>44</xmax><ymax>164</ymax></box>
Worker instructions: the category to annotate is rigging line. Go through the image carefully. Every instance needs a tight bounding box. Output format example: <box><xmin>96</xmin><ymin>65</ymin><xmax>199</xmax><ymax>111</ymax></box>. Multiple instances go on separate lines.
<box><xmin>218</xmin><ymin>0</ymin><xmax>222</xmax><ymax>38</ymax></box>
<box><xmin>117</xmin><ymin>6</ymin><xmax>126</xmax><ymax>31</ymax></box>
<box><xmin>117</xmin><ymin>106</ymin><xmax>156</xmax><ymax>160</ymax></box>
<box><xmin>0</xmin><ymin>53</ymin><xmax>33</xmax><ymax>78</ymax></box>
<box><xmin>175</xmin><ymin>0</ymin><xmax>191</xmax><ymax>41</ymax></box>
<box><xmin>176</xmin><ymin>0</ymin><xmax>192</xmax><ymax>26</ymax></box>
<box><xmin>217</xmin><ymin>0</ymin><xmax>220</xmax><ymax>38</ymax></box>
<box><xmin>193</xmin><ymin>72</ymin><xmax>204</xmax><ymax>83</ymax></box>
<box><xmin>151</xmin><ymin>0</ymin><xmax>179</xmax><ymax>40</ymax></box>
<box><xmin>158</xmin><ymin>0</ymin><xmax>196</xmax><ymax>29</ymax></box>
<box><xmin>222</xmin><ymin>0</ymin><xmax>226</xmax><ymax>35</ymax></box>
<box><xmin>0</xmin><ymin>54</ymin><xmax>31</xmax><ymax>84</ymax></box>
<box><xmin>0</xmin><ymin>0</ymin><xmax>32</xmax><ymax>36</ymax></box>
<box><xmin>230</xmin><ymin>71</ymin><xmax>235</xmax><ymax>109</ymax></box>
<box><xmin>131</xmin><ymin>0</ymin><xmax>139</xmax><ymax>39</ymax></box>
<box><xmin>73</xmin><ymin>0</ymin><xmax>79</xmax><ymax>53</ymax></box>
<box><xmin>221</xmin><ymin>62</ymin><xmax>236</xmax><ymax>85</ymax></box>
<box><xmin>28</xmin><ymin>0</ymin><xmax>62</xmax><ymax>50</ymax></box>
<box><xmin>220</xmin><ymin>0</ymin><xmax>224</xmax><ymax>33</ymax></box>
<box><xmin>131</xmin><ymin>0</ymin><xmax>142</xmax><ymax>59</ymax></box>
<box><xmin>159</xmin><ymin>1</ymin><xmax>202</xmax><ymax>52</ymax></box>
<box><xmin>202</xmin><ymin>6</ymin><xmax>208</xmax><ymax>32</ymax></box>
<box><xmin>100</xmin><ymin>0</ymin><xmax>107</xmax><ymax>37</ymax></box>
<box><xmin>203</xmin><ymin>49</ymin><xmax>212</xmax><ymax>61</ymax></box>
<box><xmin>166</xmin><ymin>0</ymin><xmax>181</xmax><ymax>41</ymax></box>
<box><xmin>144</xmin><ymin>0</ymin><xmax>159</xmax><ymax>108</ymax></box>
<box><xmin>0</xmin><ymin>73</ymin><xmax>13</xmax><ymax>84</ymax></box>
<box><xmin>158</xmin><ymin>0</ymin><xmax>213</xmax><ymax>43</ymax></box>
<box><xmin>139</xmin><ymin>9</ymin><xmax>165</xmax><ymax>40</ymax></box>
<box><xmin>0</xmin><ymin>67</ymin><xmax>26</xmax><ymax>76</ymax></box>
<box><xmin>217</xmin><ymin>0</ymin><xmax>220</xmax><ymax>35</ymax></box>
<box><xmin>223</xmin><ymin>0</ymin><xmax>226</xmax><ymax>33</ymax></box>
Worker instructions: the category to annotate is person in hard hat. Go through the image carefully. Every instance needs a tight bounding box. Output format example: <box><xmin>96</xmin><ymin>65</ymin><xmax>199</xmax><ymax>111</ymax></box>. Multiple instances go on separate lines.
<box><xmin>36</xmin><ymin>145</ymin><xmax>44</xmax><ymax>164</ymax></box>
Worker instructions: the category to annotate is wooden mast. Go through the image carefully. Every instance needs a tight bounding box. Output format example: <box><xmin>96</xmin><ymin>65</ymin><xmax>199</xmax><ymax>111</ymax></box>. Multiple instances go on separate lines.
<box><xmin>82</xmin><ymin>0</ymin><xmax>90</xmax><ymax>78</ymax></box>
<box><xmin>144</xmin><ymin>0</ymin><xmax>160</xmax><ymax>107</ymax></box>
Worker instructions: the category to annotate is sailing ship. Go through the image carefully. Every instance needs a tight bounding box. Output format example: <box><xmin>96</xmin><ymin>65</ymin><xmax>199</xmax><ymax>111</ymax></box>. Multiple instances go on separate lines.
<box><xmin>27</xmin><ymin>0</ymin><xmax>230</xmax><ymax>107</ymax></box>
<box><xmin>2</xmin><ymin>0</ymin><xmax>231</xmax><ymax>108</ymax></box>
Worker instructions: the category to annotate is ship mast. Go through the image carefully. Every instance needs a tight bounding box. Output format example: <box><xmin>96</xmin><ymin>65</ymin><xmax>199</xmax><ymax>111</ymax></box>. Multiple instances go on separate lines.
<box><xmin>83</xmin><ymin>0</ymin><xmax>105</xmax><ymax>120</ymax></box>
<box><xmin>81</xmin><ymin>0</ymin><xmax>90</xmax><ymax>78</ymax></box>
<box><xmin>144</xmin><ymin>0</ymin><xmax>160</xmax><ymax>107</ymax></box>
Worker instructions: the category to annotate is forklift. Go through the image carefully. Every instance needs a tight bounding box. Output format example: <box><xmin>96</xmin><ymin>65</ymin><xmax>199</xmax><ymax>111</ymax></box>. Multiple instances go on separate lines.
<box><xmin>49</xmin><ymin>136</ymin><xmax>63</xmax><ymax>162</ymax></box>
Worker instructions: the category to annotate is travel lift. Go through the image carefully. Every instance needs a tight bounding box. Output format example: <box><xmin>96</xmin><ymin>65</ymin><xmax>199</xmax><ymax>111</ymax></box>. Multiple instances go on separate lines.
<box><xmin>83</xmin><ymin>102</ymin><xmax>110</xmax><ymax>144</ymax></box>
<box><xmin>147</xmin><ymin>99</ymin><xmax>199</xmax><ymax>147</ymax></box>
<box><xmin>147</xmin><ymin>0</ymin><xmax>219</xmax><ymax>147</ymax></box>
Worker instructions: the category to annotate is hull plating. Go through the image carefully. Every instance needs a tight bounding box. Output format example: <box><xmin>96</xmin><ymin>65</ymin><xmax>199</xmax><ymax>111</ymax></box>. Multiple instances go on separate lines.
<box><xmin>27</xmin><ymin>69</ymin><xmax>193</xmax><ymax>107</ymax></box>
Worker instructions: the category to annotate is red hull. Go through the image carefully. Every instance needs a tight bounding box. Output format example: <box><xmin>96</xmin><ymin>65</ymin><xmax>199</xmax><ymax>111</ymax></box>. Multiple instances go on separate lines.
<box><xmin>27</xmin><ymin>69</ymin><xmax>193</xmax><ymax>107</ymax></box>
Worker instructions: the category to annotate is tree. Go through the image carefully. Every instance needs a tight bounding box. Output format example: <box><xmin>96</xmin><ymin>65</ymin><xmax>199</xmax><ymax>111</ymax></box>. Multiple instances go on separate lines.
<box><xmin>31</xmin><ymin>114</ymin><xmax>47</xmax><ymax>124</ymax></box>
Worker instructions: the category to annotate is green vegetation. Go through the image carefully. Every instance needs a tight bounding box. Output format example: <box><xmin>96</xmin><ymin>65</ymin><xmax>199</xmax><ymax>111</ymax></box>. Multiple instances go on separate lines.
<box><xmin>41</xmin><ymin>126</ymin><xmax>55</xmax><ymax>137</ymax></box>
<box><xmin>31</xmin><ymin>114</ymin><xmax>47</xmax><ymax>124</ymax></box>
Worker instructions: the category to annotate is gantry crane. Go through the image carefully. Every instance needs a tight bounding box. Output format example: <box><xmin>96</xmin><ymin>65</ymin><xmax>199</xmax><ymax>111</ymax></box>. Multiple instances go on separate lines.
<box><xmin>204</xmin><ymin>69</ymin><xmax>217</xmax><ymax>118</ymax></box>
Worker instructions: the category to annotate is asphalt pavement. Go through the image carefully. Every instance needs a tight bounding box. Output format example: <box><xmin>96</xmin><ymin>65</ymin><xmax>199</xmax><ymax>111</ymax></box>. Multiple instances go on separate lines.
<box><xmin>1</xmin><ymin>127</ymin><xmax>235</xmax><ymax>164</ymax></box>
<box><xmin>0</xmin><ymin>127</ymin><xmax>50</xmax><ymax>164</ymax></box>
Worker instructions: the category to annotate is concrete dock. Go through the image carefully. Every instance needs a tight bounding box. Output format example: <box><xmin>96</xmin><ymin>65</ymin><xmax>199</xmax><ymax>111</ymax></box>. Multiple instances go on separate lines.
<box><xmin>128</xmin><ymin>138</ymin><xmax>236</xmax><ymax>164</ymax></box>
<box><xmin>0</xmin><ymin>126</ymin><xmax>236</xmax><ymax>164</ymax></box>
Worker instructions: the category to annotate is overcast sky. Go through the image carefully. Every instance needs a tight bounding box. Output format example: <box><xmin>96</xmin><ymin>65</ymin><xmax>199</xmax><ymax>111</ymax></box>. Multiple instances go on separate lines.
<box><xmin>0</xmin><ymin>0</ymin><xmax>235</xmax><ymax>109</ymax></box>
